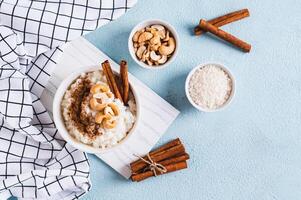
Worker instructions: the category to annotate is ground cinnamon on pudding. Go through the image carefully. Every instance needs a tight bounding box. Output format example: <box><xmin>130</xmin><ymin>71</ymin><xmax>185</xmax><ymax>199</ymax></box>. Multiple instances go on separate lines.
<box><xmin>67</xmin><ymin>76</ymin><xmax>101</xmax><ymax>140</ymax></box>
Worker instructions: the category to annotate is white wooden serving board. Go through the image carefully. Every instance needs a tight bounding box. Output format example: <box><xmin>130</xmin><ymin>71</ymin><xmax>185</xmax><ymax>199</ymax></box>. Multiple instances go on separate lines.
<box><xmin>40</xmin><ymin>37</ymin><xmax>180</xmax><ymax>178</ymax></box>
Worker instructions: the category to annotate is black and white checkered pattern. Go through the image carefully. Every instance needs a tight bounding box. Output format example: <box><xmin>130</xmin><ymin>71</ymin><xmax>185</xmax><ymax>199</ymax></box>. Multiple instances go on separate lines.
<box><xmin>0</xmin><ymin>0</ymin><xmax>136</xmax><ymax>199</ymax></box>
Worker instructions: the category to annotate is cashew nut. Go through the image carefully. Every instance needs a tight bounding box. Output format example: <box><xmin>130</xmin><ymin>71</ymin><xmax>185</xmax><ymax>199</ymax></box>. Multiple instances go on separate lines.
<box><xmin>106</xmin><ymin>103</ymin><xmax>120</xmax><ymax>116</ymax></box>
<box><xmin>89</xmin><ymin>98</ymin><xmax>106</xmax><ymax>111</ymax></box>
<box><xmin>106</xmin><ymin>92</ymin><xmax>113</xmax><ymax>98</ymax></box>
<box><xmin>158</xmin><ymin>29</ymin><xmax>166</xmax><ymax>39</ymax></box>
<box><xmin>150</xmin><ymin>51</ymin><xmax>161</xmax><ymax>61</ymax></box>
<box><xmin>104</xmin><ymin>106</ymin><xmax>114</xmax><ymax>116</ymax></box>
<box><xmin>150</xmin><ymin>43</ymin><xmax>161</xmax><ymax>51</ymax></box>
<box><xmin>141</xmin><ymin>49</ymin><xmax>150</xmax><ymax>62</ymax></box>
<box><xmin>133</xmin><ymin>42</ymin><xmax>139</xmax><ymax>48</ymax></box>
<box><xmin>90</xmin><ymin>83</ymin><xmax>109</xmax><ymax>94</ymax></box>
<box><xmin>95</xmin><ymin>113</ymin><xmax>111</xmax><ymax>124</ymax></box>
<box><xmin>146</xmin><ymin>58</ymin><xmax>153</xmax><ymax>66</ymax></box>
<box><xmin>138</xmin><ymin>41</ymin><xmax>146</xmax><ymax>47</ymax></box>
<box><xmin>138</xmin><ymin>32</ymin><xmax>153</xmax><ymax>43</ymax></box>
<box><xmin>158</xmin><ymin>55</ymin><xmax>168</xmax><ymax>64</ymax></box>
<box><xmin>159</xmin><ymin>37</ymin><xmax>176</xmax><ymax>56</ymax></box>
<box><xmin>103</xmin><ymin>119</ymin><xmax>117</xmax><ymax>129</ymax></box>
<box><xmin>151</xmin><ymin>25</ymin><xmax>165</xmax><ymax>31</ymax></box>
<box><xmin>163</xmin><ymin>30</ymin><xmax>170</xmax><ymax>42</ymax></box>
<box><xmin>150</xmin><ymin>34</ymin><xmax>160</xmax><ymax>45</ymax></box>
<box><xmin>146</xmin><ymin>27</ymin><xmax>156</xmax><ymax>33</ymax></box>
<box><xmin>136</xmin><ymin>45</ymin><xmax>146</xmax><ymax>59</ymax></box>
<box><xmin>133</xmin><ymin>30</ymin><xmax>142</xmax><ymax>42</ymax></box>
<box><xmin>93</xmin><ymin>92</ymin><xmax>113</xmax><ymax>105</ymax></box>
<box><xmin>95</xmin><ymin>113</ymin><xmax>117</xmax><ymax>129</ymax></box>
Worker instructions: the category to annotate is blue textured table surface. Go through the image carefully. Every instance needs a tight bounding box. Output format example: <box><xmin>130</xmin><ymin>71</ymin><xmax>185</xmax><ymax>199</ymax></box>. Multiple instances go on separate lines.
<box><xmin>83</xmin><ymin>0</ymin><xmax>301</xmax><ymax>199</ymax></box>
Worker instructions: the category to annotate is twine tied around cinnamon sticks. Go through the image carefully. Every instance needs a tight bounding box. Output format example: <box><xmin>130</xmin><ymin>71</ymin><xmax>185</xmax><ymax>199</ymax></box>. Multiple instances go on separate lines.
<box><xmin>130</xmin><ymin>138</ymin><xmax>189</xmax><ymax>182</ymax></box>
<box><xmin>134</xmin><ymin>154</ymin><xmax>167</xmax><ymax>176</ymax></box>
<box><xmin>194</xmin><ymin>8</ymin><xmax>251</xmax><ymax>52</ymax></box>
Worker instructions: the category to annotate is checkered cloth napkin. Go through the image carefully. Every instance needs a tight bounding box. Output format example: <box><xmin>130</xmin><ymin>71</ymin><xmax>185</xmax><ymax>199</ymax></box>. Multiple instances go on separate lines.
<box><xmin>0</xmin><ymin>0</ymin><xmax>136</xmax><ymax>199</ymax></box>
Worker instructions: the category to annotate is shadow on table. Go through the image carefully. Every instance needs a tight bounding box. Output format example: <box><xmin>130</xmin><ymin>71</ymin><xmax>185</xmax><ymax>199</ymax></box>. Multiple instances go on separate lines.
<box><xmin>185</xmin><ymin>23</ymin><xmax>198</xmax><ymax>36</ymax></box>
<box><xmin>165</xmin><ymin>72</ymin><xmax>195</xmax><ymax>114</ymax></box>
<box><xmin>88</xmin><ymin>154</ymin><xmax>128</xmax><ymax>182</ymax></box>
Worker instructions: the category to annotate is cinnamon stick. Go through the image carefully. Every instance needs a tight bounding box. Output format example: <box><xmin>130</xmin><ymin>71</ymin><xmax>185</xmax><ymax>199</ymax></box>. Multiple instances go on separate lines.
<box><xmin>194</xmin><ymin>9</ymin><xmax>250</xmax><ymax>36</ymax></box>
<box><xmin>101</xmin><ymin>60</ymin><xmax>123</xmax><ymax>103</ymax></box>
<box><xmin>131</xmin><ymin>144</ymin><xmax>185</xmax><ymax>173</ymax></box>
<box><xmin>120</xmin><ymin>60</ymin><xmax>129</xmax><ymax>104</ymax></box>
<box><xmin>130</xmin><ymin>138</ymin><xmax>181</xmax><ymax>167</ymax></box>
<box><xmin>131</xmin><ymin>153</ymin><xmax>189</xmax><ymax>176</ymax></box>
<box><xmin>131</xmin><ymin>161</ymin><xmax>188</xmax><ymax>182</ymax></box>
<box><xmin>102</xmin><ymin>63</ymin><xmax>113</xmax><ymax>92</ymax></box>
<box><xmin>159</xmin><ymin>153</ymin><xmax>189</xmax><ymax>166</ymax></box>
<box><xmin>199</xmin><ymin>19</ymin><xmax>251</xmax><ymax>52</ymax></box>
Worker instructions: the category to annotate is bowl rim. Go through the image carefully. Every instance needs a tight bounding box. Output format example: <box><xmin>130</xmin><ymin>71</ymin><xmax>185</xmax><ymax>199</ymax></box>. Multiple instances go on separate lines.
<box><xmin>128</xmin><ymin>19</ymin><xmax>179</xmax><ymax>70</ymax></box>
<box><xmin>185</xmin><ymin>62</ymin><xmax>236</xmax><ymax>112</ymax></box>
<box><xmin>52</xmin><ymin>65</ymin><xmax>140</xmax><ymax>154</ymax></box>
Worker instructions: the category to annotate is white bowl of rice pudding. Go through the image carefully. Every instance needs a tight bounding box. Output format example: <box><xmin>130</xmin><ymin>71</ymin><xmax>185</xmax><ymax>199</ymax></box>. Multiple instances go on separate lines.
<box><xmin>185</xmin><ymin>63</ymin><xmax>235</xmax><ymax>112</ymax></box>
<box><xmin>53</xmin><ymin>65</ymin><xmax>140</xmax><ymax>154</ymax></box>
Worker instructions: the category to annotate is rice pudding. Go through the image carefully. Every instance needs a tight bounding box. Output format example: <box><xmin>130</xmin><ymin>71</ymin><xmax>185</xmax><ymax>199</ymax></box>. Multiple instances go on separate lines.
<box><xmin>61</xmin><ymin>70</ymin><xmax>136</xmax><ymax>149</ymax></box>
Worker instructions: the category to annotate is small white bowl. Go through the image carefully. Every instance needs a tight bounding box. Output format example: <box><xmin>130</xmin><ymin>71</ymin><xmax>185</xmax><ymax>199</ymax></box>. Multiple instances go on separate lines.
<box><xmin>128</xmin><ymin>19</ymin><xmax>179</xmax><ymax>69</ymax></box>
<box><xmin>53</xmin><ymin>65</ymin><xmax>140</xmax><ymax>154</ymax></box>
<box><xmin>185</xmin><ymin>63</ymin><xmax>235</xmax><ymax>112</ymax></box>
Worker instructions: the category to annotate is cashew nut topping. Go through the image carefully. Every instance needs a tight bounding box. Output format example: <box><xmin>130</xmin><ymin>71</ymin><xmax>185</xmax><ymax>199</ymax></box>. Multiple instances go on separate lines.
<box><xmin>89</xmin><ymin>98</ymin><xmax>107</xmax><ymax>111</ymax></box>
<box><xmin>95</xmin><ymin>113</ymin><xmax>111</xmax><ymax>124</ymax></box>
<box><xmin>106</xmin><ymin>91</ymin><xmax>113</xmax><ymax>98</ymax></box>
<box><xmin>89</xmin><ymin>83</ymin><xmax>122</xmax><ymax>129</ymax></box>
<box><xmin>93</xmin><ymin>90</ymin><xmax>114</xmax><ymax>105</ymax></box>
<box><xmin>132</xmin><ymin>24</ymin><xmax>176</xmax><ymax>66</ymax></box>
<box><xmin>159</xmin><ymin>37</ymin><xmax>176</xmax><ymax>56</ymax></box>
<box><xmin>95</xmin><ymin>113</ymin><xmax>117</xmax><ymax>129</ymax></box>
<box><xmin>104</xmin><ymin>106</ymin><xmax>114</xmax><ymax>116</ymax></box>
<box><xmin>107</xmin><ymin>103</ymin><xmax>120</xmax><ymax>116</ymax></box>
<box><xmin>94</xmin><ymin>102</ymin><xmax>120</xmax><ymax>129</ymax></box>
<box><xmin>90</xmin><ymin>83</ymin><xmax>109</xmax><ymax>94</ymax></box>
<box><xmin>103</xmin><ymin>119</ymin><xmax>117</xmax><ymax>129</ymax></box>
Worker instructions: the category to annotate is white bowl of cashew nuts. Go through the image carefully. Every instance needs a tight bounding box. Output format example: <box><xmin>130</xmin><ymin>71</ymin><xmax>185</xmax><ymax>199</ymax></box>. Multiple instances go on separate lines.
<box><xmin>128</xmin><ymin>19</ymin><xmax>179</xmax><ymax>69</ymax></box>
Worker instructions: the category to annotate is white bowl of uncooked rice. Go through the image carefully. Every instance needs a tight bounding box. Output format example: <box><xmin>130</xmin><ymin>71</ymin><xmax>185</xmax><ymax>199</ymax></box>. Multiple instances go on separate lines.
<box><xmin>185</xmin><ymin>63</ymin><xmax>235</xmax><ymax>112</ymax></box>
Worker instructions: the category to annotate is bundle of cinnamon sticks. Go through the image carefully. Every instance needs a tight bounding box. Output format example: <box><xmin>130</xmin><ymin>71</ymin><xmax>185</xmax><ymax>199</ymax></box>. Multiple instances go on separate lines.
<box><xmin>194</xmin><ymin>8</ymin><xmax>251</xmax><ymax>52</ymax></box>
<box><xmin>101</xmin><ymin>60</ymin><xmax>129</xmax><ymax>104</ymax></box>
<box><xmin>130</xmin><ymin>138</ymin><xmax>189</xmax><ymax>182</ymax></box>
